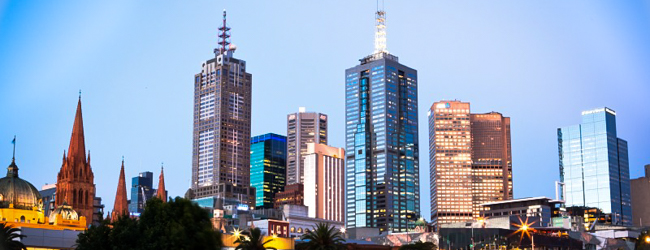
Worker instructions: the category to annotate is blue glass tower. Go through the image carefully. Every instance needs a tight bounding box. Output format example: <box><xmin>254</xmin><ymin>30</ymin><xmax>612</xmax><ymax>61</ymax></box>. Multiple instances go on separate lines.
<box><xmin>129</xmin><ymin>171</ymin><xmax>155</xmax><ymax>215</ymax></box>
<box><xmin>558</xmin><ymin>107</ymin><xmax>631</xmax><ymax>225</ymax></box>
<box><xmin>250</xmin><ymin>133</ymin><xmax>287</xmax><ymax>209</ymax></box>
<box><xmin>345</xmin><ymin>9</ymin><xmax>419</xmax><ymax>232</ymax></box>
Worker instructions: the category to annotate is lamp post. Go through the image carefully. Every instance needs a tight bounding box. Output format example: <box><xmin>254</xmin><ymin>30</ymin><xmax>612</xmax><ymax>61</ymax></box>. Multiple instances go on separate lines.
<box><xmin>519</xmin><ymin>224</ymin><xmax>534</xmax><ymax>250</ymax></box>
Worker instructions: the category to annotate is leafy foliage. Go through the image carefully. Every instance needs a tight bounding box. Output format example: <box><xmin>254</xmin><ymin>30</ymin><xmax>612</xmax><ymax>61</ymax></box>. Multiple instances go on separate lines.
<box><xmin>296</xmin><ymin>223</ymin><xmax>345</xmax><ymax>250</ymax></box>
<box><xmin>75</xmin><ymin>197</ymin><xmax>222</xmax><ymax>250</ymax></box>
<box><xmin>399</xmin><ymin>240</ymin><xmax>437</xmax><ymax>250</ymax></box>
<box><xmin>0</xmin><ymin>223</ymin><xmax>26</xmax><ymax>250</ymax></box>
<box><xmin>234</xmin><ymin>227</ymin><xmax>276</xmax><ymax>250</ymax></box>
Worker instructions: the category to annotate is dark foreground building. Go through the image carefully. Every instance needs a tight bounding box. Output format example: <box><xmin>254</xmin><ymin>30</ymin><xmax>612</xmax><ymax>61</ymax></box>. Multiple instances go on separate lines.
<box><xmin>439</xmin><ymin>228</ymin><xmax>582</xmax><ymax>250</ymax></box>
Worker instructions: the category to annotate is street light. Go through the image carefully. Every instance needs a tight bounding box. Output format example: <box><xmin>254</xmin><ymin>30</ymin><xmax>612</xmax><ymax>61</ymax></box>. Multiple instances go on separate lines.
<box><xmin>645</xmin><ymin>236</ymin><xmax>650</xmax><ymax>244</ymax></box>
<box><xmin>514</xmin><ymin>217</ymin><xmax>536</xmax><ymax>250</ymax></box>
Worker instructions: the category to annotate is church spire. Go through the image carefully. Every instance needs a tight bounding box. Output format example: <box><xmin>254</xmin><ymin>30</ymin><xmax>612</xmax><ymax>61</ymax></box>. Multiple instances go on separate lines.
<box><xmin>157</xmin><ymin>163</ymin><xmax>166</xmax><ymax>202</ymax></box>
<box><xmin>67</xmin><ymin>97</ymin><xmax>86</xmax><ymax>163</ymax></box>
<box><xmin>112</xmin><ymin>158</ymin><xmax>129</xmax><ymax>221</ymax></box>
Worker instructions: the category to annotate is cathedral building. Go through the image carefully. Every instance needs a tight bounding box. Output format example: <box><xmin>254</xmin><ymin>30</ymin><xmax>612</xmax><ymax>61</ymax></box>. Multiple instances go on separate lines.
<box><xmin>55</xmin><ymin>97</ymin><xmax>96</xmax><ymax>226</ymax></box>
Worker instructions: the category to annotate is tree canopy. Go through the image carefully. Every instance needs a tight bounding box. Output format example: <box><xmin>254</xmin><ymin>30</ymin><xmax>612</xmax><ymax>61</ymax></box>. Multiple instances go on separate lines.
<box><xmin>75</xmin><ymin>197</ymin><xmax>222</xmax><ymax>250</ymax></box>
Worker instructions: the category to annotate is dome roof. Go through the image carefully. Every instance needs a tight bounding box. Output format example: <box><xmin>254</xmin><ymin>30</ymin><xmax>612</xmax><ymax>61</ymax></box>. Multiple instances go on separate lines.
<box><xmin>49</xmin><ymin>202</ymin><xmax>79</xmax><ymax>222</ymax></box>
<box><xmin>0</xmin><ymin>159</ymin><xmax>42</xmax><ymax>210</ymax></box>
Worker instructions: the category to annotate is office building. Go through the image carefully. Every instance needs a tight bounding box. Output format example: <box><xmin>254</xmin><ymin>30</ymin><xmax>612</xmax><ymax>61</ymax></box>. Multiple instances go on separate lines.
<box><xmin>429</xmin><ymin>101</ymin><xmax>513</xmax><ymax>229</ymax></box>
<box><xmin>303</xmin><ymin>143</ymin><xmax>345</xmax><ymax>222</ymax></box>
<box><xmin>191</xmin><ymin>11</ymin><xmax>254</xmax><ymax>205</ymax></box>
<box><xmin>129</xmin><ymin>171</ymin><xmax>154</xmax><ymax>214</ymax></box>
<box><xmin>250</xmin><ymin>133</ymin><xmax>287</xmax><ymax>208</ymax></box>
<box><xmin>429</xmin><ymin>101</ymin><xmax>472</xmax><ymax>227</ymax></box>
<box><xmin>345</xmin><ymin>7</ymin><xmax>420</xmax><ymax>232</ymax></box>
<box><xmin>558</xmin><ymin>107</ymin><xmax>631</xmax><ymax>225</ymax></box>
<box><xmin>631</xmin><ymin>164</ymin><xmax>650</xmax><ymax>226</ymax></box>
<box><xmin>470</xmin><ymin>112</ymin><xmax>513</xmax><ymax>216</ymax></box>
<box><xmin>274</xmin><ymin>183</ymin><xmax>304</xmax><ymax>209</ymax></box>
<box><xmin>55</xmin><ymin>96</ymin><xmax>96</xmax><ymax>226</ymax></box>
<box><xmin>286</xmin><ymin>108</ymin><xmax>328</xmax><ymax>185</ymax></box>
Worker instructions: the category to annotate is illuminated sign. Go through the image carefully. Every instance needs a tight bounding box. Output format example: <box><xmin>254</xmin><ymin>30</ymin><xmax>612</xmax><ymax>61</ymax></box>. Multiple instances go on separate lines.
<box><xmin>237</xmin><ymin>204</ymin><xmax>249</xmax><ymax>211</ymax></box>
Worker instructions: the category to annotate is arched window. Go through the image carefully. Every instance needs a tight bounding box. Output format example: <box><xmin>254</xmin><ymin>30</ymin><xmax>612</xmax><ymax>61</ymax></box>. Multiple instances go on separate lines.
<box><xmin>290</xmin><ymin>227</ymin><xmax>295</xmax><ymax>233</ymax></box>
<box><xmin>85</xmin><ymin>190</ymin><xmax>90</xmax><ymax>206</ymax></box>
<box><xmin>20</xmin><ymin>216</ymin><xmax>25</xmax><ymax>222</ymax></box>
<box><xmin>79</xmin><ymin>189</ymin><xmax>84</xmax><ymax>205</ymax></box>
<box><xmin>297</xmin><ymin>228</ymin><xmax>302</xmax><ymax>233</ymax></box>
<box><xmin>73</xmin><ymin>189</ymin><xmax>77</xmax><ymax>204</ymax></box>
<box><xmin>80</xmin><ymin>168</ymin><xmax>83</xmax><ymax>178</ymax></box>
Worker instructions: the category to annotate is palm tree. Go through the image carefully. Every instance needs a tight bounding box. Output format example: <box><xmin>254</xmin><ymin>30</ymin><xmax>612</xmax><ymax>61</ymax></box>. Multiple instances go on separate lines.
<box><xmin>298</xmin><ymin>223</ymin><xmax>346</xmax><ymax>250</ymax></box>
<box><xmin>234</xmin><ymin>227</ymin><xmax>276</xmax><ymax>250</ymax></box>
<box><xmin>0</xmin><ymin>222</ymin><xmax>26</xmax><ymax>250</ymax></box>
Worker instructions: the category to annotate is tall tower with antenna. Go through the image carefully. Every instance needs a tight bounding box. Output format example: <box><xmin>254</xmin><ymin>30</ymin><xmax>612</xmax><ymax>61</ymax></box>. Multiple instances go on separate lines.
<box><xmin>191</xmin><ymin>10</ymin><xmax>254</xmax><ymax>207</ymax></box>
<box><xmin>344</xmin><ymin>3</ymin><xmax>420</xmax><ymax>233</ymax></box>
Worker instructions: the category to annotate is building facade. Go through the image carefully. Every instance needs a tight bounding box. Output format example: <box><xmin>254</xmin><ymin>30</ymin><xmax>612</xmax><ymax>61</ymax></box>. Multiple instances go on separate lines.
<box><xmin>191</xmin><ymin>11</ymin><xmax>254</xmax><ymax>204</ymax></box>
<box><xmin>429</xmin><ymin>101</ymin><xmax>513</xmax><ymax>229</ymax></box>
<box><xmin>470</xmin><ymin>112</ymin><xmax>513</xmax><ymax>216</ymax></box>
<box><xmin>274</xmin><ymin>183</ymin><xmax>304</xmax><ymax>209</ymax></box>
<box><xmin>250</xmin><ymin>133</ymin><xmax>287</xmax><ymax>208</ymax></box>
<box><xmin>558</xmin><ymin>107</ymin><xmax>632</xmax><ymax>225</ymax></box>
<box><xmin>303</xmin><ymin>143</ymin><xmax>345</xmax><ymax>222</ymax></box>
<box><xmin>129</xmin><ymin>171</ymin><xmax>155</xmax><ymax>214</ymax></box>
<box><xmin>55</xmin><ymin>97</ymin><xmax>96</xmax><ymax>226</ymax></box>
<box><xmin>631</xmin><ymin>164</ymin><xmax>650</xmax><ymax>226</ymax></box>
<box><xmin>429</xmin><ymin>101</ymin><xmax>472</xmax><ymax>227</ymax></box>
<box><xmin>345</xmin><ymin>8</ymin><xmax>419</xmax><ymax>233</ymax></box>
<box><xmin>286</xmin><ymin>108</ymin><xmax>328</xmax><ymax>185</ymax></box>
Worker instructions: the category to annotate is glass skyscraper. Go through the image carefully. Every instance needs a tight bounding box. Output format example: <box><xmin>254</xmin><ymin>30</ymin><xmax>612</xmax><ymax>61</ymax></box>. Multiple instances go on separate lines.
<box><xmin>558</xmin><ymin>107</ymin><xmax>631</xmax><ymax>225</ymax></box>
<box><xmin>345</xmin><ymin>8</ymin><xmax>419</xmax><ymax>232</ymax></box>
<box><xmin>250</xmin><ymin>133</ymin><xmax>287</xmax><ymax>209</ymax></box>
<box><xmin>129</xmin><ymin>171</ymin><xmax>155</xmax><ymax>215</ymax></box>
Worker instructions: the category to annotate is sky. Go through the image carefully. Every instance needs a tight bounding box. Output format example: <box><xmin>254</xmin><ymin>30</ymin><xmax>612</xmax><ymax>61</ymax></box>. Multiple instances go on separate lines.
<box><xmin>0</xmin><ymin>1</ymin><xmax>649</xmax><ymax>220</ymax></box>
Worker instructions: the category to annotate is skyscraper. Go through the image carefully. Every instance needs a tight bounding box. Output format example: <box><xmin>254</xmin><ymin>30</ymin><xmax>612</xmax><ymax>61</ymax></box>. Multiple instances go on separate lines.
<box><xmin>345</xmin><ymin>7</ymin><xmax>419</xmax><ymax>232</ymax></box>
<box><xmin>129</xmin><ymin>171</ymin><xmax>154</xmax><ymax>214</ymax></box>
<box><xmin>304</xmin><ymin>143</ymin><xmax>345</xmax><ymax>222</ymax></box>
<box><xmin>429</xmin><ymin>101</ymin><xmax>513</xmax><ymax>229</ymax></box>
<box><xmin>56</xmin><ymin>96</ymin><xmax>95</xmax><ymax>226</ymax></box>
<box><xmin>286</xmin><ymin>108</ymin><xmax>328</xmax><ymax>185</ymax></box>
<box><xmin>558</xmin><ymin>107</ymin><xmax>631</xmax><ymax>225</ymax></box>
<box><xmin>470</xmin><ymin>112</ymin><xmax>513</xmax><ymax>217</ymax></box>
<box><xmin>250</xmin><ymin>133</ymin><xmax>287</xmax><ymax>208</ymax></box>
<box><xmin>429</xmin><ymin>101</ymin><xmax>472</xmax><ymax>227</ymax></box>
<box><xmin>191</xmin><ymin>10</ymin><xmax>255</xmax><ymax>205</ymax></box>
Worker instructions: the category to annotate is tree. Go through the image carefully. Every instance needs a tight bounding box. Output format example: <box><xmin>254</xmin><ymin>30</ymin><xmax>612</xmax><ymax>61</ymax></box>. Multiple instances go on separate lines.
<box><xmin>399</xmin><ymin>240</ymin><xmax>437</xmax><ymax>250</ymax></box>
<box><xmin>75</xmin><ymin>197</ymin><xmax>222</xmax><ymax>250</ymax></box>
<box><xmin>297</xmin><ymin>223</ymin><xmax>345</xmax><ymax>250</ymax></box>
<box><xmin>0</xmin><ymin>222</ymin><xmax>27</xmax><ymax>250</ymax></box>
<box><xmin>636</xmin><ymin>230</ymin><xmax>650</xmax><ymax>250</ymax></box>
<box><xmin>234</xmin><ymin>227</ymin><xmax>276</xmax><ymax>250</ymax></box>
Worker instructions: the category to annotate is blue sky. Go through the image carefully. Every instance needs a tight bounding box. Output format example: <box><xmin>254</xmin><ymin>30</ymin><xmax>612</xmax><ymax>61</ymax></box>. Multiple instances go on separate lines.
<box><xmin>1</xmin><ymin>1</ymin><xmax>649</xmax><ymax>219</ymax></box>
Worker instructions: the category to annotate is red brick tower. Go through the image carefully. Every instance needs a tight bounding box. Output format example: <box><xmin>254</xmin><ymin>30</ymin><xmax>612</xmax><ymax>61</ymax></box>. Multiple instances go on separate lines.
<box><xmin>111</xmin><ymin>159</ymin><xmax>129</xmax><ymax>221</ymax></box>
<box><xmin>156</xmin><ymin>166</ymin><xmax>166</xmax><ymax>202</ymax></box>
<box><xmin>56</xmin><ymin>97</ymin><xmax>95</xmax><ymax>226</ymax></box>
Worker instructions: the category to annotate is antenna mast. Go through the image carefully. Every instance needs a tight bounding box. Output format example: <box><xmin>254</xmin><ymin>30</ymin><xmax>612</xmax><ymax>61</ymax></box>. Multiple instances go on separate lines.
<box><xmin>216</xmin><ymin>10</ymin><xmax>231</xmax><ymax>55</ymax></box>
<box><xmin>374</xmin><ymin>0</ymin><xmax>387</xmax><ymax>54</ymax></box>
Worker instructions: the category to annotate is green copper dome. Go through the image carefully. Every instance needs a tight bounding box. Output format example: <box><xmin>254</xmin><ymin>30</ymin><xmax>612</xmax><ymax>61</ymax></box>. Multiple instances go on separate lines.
<box><xmin>0</xmin><ymin>159</ymin><xmax>42</xmax><ymax>210</ymax></box>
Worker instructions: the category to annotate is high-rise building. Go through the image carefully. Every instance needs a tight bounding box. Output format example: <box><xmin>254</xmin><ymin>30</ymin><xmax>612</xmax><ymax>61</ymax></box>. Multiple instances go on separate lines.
<box><xmin>345</xmin><ymin>7</ymin><xmax>419</xmax><ymax>233</ymax></box>
<box><xmin>429</xmin><ymin>101</ymin><xmax>513</xmax><ymax>229</ymax></box>
<box><xmin>286</xmin><ymin>108</ymin><xmax>327</xmax><ymax>185</ymax></box>
<box><xmin>250</xmin><ymin>133</ymin><xmax>287</xmax><ymax>208</ymax></box>
<box><xmin>429</xmin><ymin>101</ymin><xmax>472</xmax><ymax>227</ymax></box>
<box><xmin>304</xmin><ymin>143</ymin><xmax>345</xmax><ymax>222</ymax></box>
<box><xmin>558</xmin><ymin>107</ymin><xmax>631</xmax><ymax>225</ymax></box>
<box><xmin>470</xmin><ymin>112</ymin><xmax>513</xmax><ymax>216</ymax></box>
<box><xmin>631</xmin><ymin>164</ymin><xmax>650</xmax><ymax>226</ymax></box>
<box><xmin>274</xmin><ymin>183</ymin><xmax>304</xmax><ymax>209</ymax></box>
<box><xmin>129</xmin><ymin>171</ymin><xmax>155</xmax><ymax>214</ymax></box>
<box><xmin>191</xmin><ymin>10</ymin><xmax>255</xmax><ymax>205</ymax></box>
<box><xmin>55</xmin><ymin>96</ymin><xmax>96</xmax><ymax>226</ymax></box>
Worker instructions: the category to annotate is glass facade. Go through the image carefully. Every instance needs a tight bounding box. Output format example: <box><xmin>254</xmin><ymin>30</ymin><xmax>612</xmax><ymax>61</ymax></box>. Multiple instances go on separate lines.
<box><xmin>129</xmin><ymin>171</ymin><xmax>155</xmax><ymax>214</ymax></box>
<box><xmin>345</xmin><ymin>52</ymin><xmax>419</xmax><ymax>233</ymax></box>
<box><xmin>250</xmin><ymin>133</ymin><xmax>287</xmax><ymax>209</ymax></box>
<box><xmin>558</xmin><ymin>107</ymin><xmax>631</xmax><ymax>225</ymax></box>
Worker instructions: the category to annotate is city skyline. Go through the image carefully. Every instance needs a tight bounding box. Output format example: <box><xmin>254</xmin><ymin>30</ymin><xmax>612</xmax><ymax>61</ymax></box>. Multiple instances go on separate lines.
<box><xmin>1</xmin><ymin>1</ymin><xmax>649</xmax><ymax>220</ymax></box>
